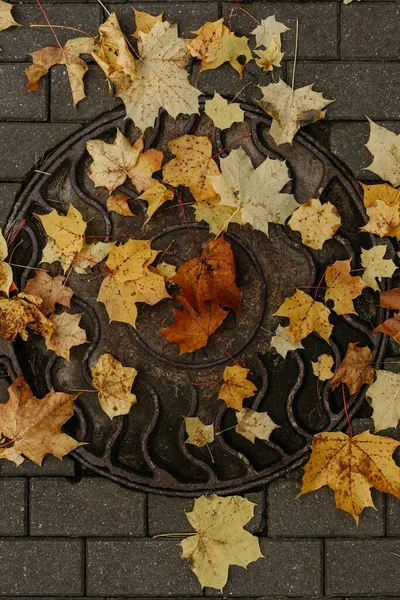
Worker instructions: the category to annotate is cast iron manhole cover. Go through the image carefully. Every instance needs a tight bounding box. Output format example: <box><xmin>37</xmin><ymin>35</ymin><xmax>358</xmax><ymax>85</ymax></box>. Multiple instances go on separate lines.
<box><xmin>3</xmin><ymin>102</ymin><xmax>393</xmax><ymax>495</ymax></box>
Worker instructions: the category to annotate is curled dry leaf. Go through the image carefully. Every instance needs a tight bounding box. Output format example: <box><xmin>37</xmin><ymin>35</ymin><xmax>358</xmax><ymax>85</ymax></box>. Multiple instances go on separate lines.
<box><xmin>180</xmin><ymin>495</ymin><xmax>263</xmax><ymax>590</ymax></box>
<box><xmin>209</xmin><ymin>146</ymin><xmax>298</xmax><ymax>237</ymax></box>
<box><xmin>0</xmin><ymin>293</ymin><xmax>54</xmax><ymax>342</ymax></box>
<box><xmin>132</xmin><ymin>9</ymin><xmax>163</xmax><ymax>39</ymax></box>
<box><xmin>312</xmin><ymin>354</ymin><xmax>334</xmax><ymax>381</ymax></box>
<box><xmin>299</xmin><ymin>430</ymin><xmax>400</xmax><ymax>522</ymax></box>
<box><xmin>107</xmin><ymin>192</ymin><xmax>135</xmax><ymax>217</ymax></box>
<box><xmin>91</xmin><ymin>353</ymin><xmax>138</xmax><ymax>419</ymax></box>
<box><xmin>161</xmin><ymin>296</ymin><xmax>228</xmax><ymax>355</ymax></box>
<box><xmin>324</xmin><ymin>259</ymin><xmax>366</xmax><ymax>315</ymax></box>
<box><xmin>153</xmin><ymin>261</ymin><xmax>177</xmax><ymax>279</ymax></box>
<box><xmin>92</xmin><ymin>12</ymin><xmax>136</xmax><ymax>86</ymax></box>
<box><xmin>259</xmin><ymin>79</ymin><xmax>333</xmax><ymax>145</ymax></box>
<box><xmin>186</xmin><ymin>18</ymin><xmax>252</xmax><ymax>76</ymax></box>
<box><xmin>46</xmin><ymin>312</ymin><xmax>88</xmax><ymax>361</ymax></box>
<box><xmin>184</xmin><ymin>416</ymin><xmax>214</xmax><ymax>447</ymax></box>
<box><xmin>235</xmin><ymin>408</ymin><xmax>278</xmax><ymax>443</ymax></box>
<box><xmin>0</xmin><ymin>0</ymin><xmax>20</xmax><ymax>34</ymax></box>
<box><xmin>366</xmin><ymin>370</ymin><xmax>400</xmax><ymax>432</ymax></box>
<box><xmin>0</xmin><ymin>229</ymin><xmax>12</xmax><ymax>295</ymax></box>
<box><xmin>0</xmin><ymin>374</ymin><xmax>82</xmax><ymax>466</ymax></box>
<box><xmin>270</xmin><ymin>324</ymin><xmax>303</xmax><ymax>358</ymax></box>
<box><xmin>194</xmin><ymin>197</ymin><xmax>241</xmax><ymax>236</ymax></box>
<box><xmin>162</xmin><ymin>135</ymin><xmax>220</xmax><ymax>202</ymax></box>
<box><xmin>288</xmin><ymin>198</ymin><xmax>341</xmax><ymax>250</ymax></box>
<box><xmin>23</xmin><ymin>272</ymin><xmax>73</xmax><ymax>316</ymax></box>
<box><xmin>274</xmin><ymin>289</ymin><xmax>333</xmax><ymax>343</ymax></box>
<box><xmin>361</xmin><ymin>245</ymin><xmax>396</xmax><ymax>291</ymax></box>
<box><xmin>365</xmin><ymin>119</ymin><xmax>400</xmax><ymax>187</ymax></box>
<box><xmin>137</xmin><ymin>182</ymin><xmax>175</xmax><ymax>224</ymax></box>
<box><xmin>172</xmin><ymin>237</ymin><xmax>242</xmax><ymax>313</ymax></box>
<box><xmin>330</xmin><ymin>342</ymin><xmax>374</xmax><ymax>395</ymax></box>
<box><xmin>26</xmin><ymin>38</ymin><xmax>94</xmax><ymax>108</ymax></box>
<box><xmin>204</xmin><ymin>94</ymin><xmax>244</xmax><ymax>131</ymax></box>
<box><xmin>218</xmin><ymin>365</ymin><xmax>257</xmax><ymax>411</ymax></box>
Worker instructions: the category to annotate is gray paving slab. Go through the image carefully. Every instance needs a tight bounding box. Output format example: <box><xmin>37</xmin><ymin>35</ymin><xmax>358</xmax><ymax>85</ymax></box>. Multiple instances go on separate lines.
<box><xmin>0</xmin><ymin>63</ymin><xmax>48</xmax><ymax>121</ymax></box>
<box><xmin>342</xmin><ymin>3</ymin><xmax>400</xmax><ymax>59</ymax></box>
<box><xmin>0</xmin><ymin>455</ymin><xmax>76</xmax><ymax>476</ymax></box>
<box><xmin>30</xmin><ymin>476</ymin><xmax>146</xmax><ymax>536</ymax></box>
<box><xmin>0</xmin><ymin>538</ymin><xmax>84</xmax><ymax>596</ymax></box>
<box><xmin>387</xmin><ymin>496</ymin><xmax>400</xmax><ymax>536</ymax></box>
<box><xmin>0</xmin><ymin>478</ymin><xmax>27</xmax><ymax>536</ymax></box>
<box><xmin>86</xmin><ymin>538</ymin><xmax>202</xmax><ymax>596</ymax></box>
<box><xmin>325</xmin><ymin>539</ymin><xmax>400</xmax><ymax>596</ymax></box>
<box><xmin>0</xmin><ymin>184</ymin><xmax>20</xmax><ymax>228</ymax></box>
<box><xmin>268</xmin><ymin>478</ymin><xmax>385</xmax><ymax>537</ymax></box>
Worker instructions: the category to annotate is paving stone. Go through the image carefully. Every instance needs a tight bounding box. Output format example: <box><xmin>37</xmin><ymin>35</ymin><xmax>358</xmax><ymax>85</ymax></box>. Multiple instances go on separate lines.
<box><xmin>0</xmin><ymin>184</ymin><xmax>20</xmax><ymax>227</ymax></box>
<box><xmin>342</xmin><ymin>3</ymin><xmax>400</xmax><ymax>59</ymax></box>
<box><xmin>206</xmin><ymin>539</ymin><xmax>322</xmax><ymax>596</ymax></box>
<box><xmin>286</xmin><ymin>61</ymin><xmax>400</xmax><ymax>120</ymax></box>
<box><xmin>109</xmin><ymin>3</ymin><xmax>220</xmax><ymax>38</ymax></box>
<box><xmin>268</xmin><ymin>478</ymin><xmax>385</xmax><ymax>537</ymax></box>
<box><xmin>325</xmin><ymin>539</ymin><xmax>400</xmax><ymax>596</ymax></box>
<box><xmin>0</xmin><ymin>122</ymin><xmax>81</xmax><ymax>181</ymax></box>
<box><xmin>0</xmin><ymin>538</ymin><xmax>84</xmax><ymax>595</ymax></box>
<box><xmin>0</xmin><ymin>4</ymin><xmax>102</xmax><ymax>62</ymax></box>
<box><xmin>148</xmin><ymin>491</ymin><xmax>264</xmax><ymax>536</ymax></box>
<box><xmin>0</xmin><ymin>64</ymin><xmax>48</xmax><ymax>121</ymax></box>
<box><xmin>387</xmin><ymin>495</ymin><xmax>400</xmax><ymax>535</ymax></box>
<box><xmin>224</xmin><ymin>2</ymin><xmax>339</xmax><ymax>59</ymax></box>
<box><xmin>30</xmin><ymin>477</ymin><xmax>146</xmax><ymax>536</ymax></box>
<box><xmin>330</xmin><ymin>120</ymin><xmax>400</xmax><ymax>180</ymax></box>
<box><xmin>0</xmin><ymin>454</ymin><xmax>75</xmax><ymax>476</ymax></box>
<box><xmin>0</xmin><ymin>479</ymin><xmax>27</xmax><ymax>536</ymax></box>
<box><xmin>86</xmin><ymin>539</ymin><xmax>202</xmax><ymax>596</ymax></box>
<box><xmin>51</xmin><ymin>65</ymin><xmax>121</xmax><ymax>122</ymax></box>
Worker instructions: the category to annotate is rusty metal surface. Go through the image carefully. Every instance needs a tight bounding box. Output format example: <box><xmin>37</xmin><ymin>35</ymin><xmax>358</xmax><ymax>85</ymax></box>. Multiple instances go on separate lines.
<box><xmin>3</xmin><ymin>102</ymin><xmax>393</xmax><ymax>495</ymax></box>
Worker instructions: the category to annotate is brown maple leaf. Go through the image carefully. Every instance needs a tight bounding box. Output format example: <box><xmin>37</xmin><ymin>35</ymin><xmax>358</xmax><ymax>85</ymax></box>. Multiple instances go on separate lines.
<box><xmin>173</xmin><ymin>237</ymin><xmax>242</xmax><ymax>313</ymax></box>
<box><xmin>161</xmin><ymin>296</ymin><xmax>228</xmax><ymax>355</ymax></box>
<box><xmin>23</xmin><ymin>272</ymin><xmax>73</xmax><ymax>316</ymax></box>
<box><xmin>330</xmin><ymin>342</ymin><xmax>374</xmax><ymax>395</ymax></box>
<box><xmin>379</xmin><ymin>287</ymin><xmax>400</xmax><ymax>311</ymax></box>
<box><xmin>375</xmin><ymin>313</ymin><xmax>400</xmax><ymax>343</ymax></box>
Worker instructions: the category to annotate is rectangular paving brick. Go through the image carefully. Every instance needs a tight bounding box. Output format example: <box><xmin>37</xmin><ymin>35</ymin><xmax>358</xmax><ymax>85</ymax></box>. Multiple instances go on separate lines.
<box><xmin>0</xmin><ymin>479</ymin><xmax>26</xmax><ymax>536</ymax></box>
<box><xmin>387</xmin><ymin>496</ymin><xmax>400</xmax><ymax>535</ymax></box>
<box><xmin>206</xmin><ymin>539</ymin><xmax>322</xmax><ymax>596</ymax></box>
<box><xmin>0</xmin><ymin>455</ymin><xmax>75</xmax><ymax>476</ymax></box>
<box><xmin>224</xmin><ymin>2</ymin><xmax>339</xmax><ymax>59</ymax></box>
<box><xmin>0</xmin><ymin>123</ymin><xmax>81</xmax><ymax>181</ymax></box>
<box><xmin>342</xmin><ymin>3</ymin><xmax>400</xmax><ymax>59</ymax></box>
<box><xmin>325</xmin><ymin>539</ymin><xmax>400</xmax><ymax>596</ymax></box>
<box><xmin>0</xmin><ymin>538</ymin><xmax>84</xmax><ymax>596</ymax></box>
<box><xmin>0</xmin><ymin>184</ymin><xmax>20</xmax><ymax>228</ymax></box>
<box><xmin>286</xmin><ymin>61</ymin><xmax>400</xmax><ymax>120</ymax></box>
<box><xmin>268</xmin><ymin>478</ymin><xmax>385</xmax><ymax>537</ymax></box>
<box><xmin>30</xmin><ymin>476</ymin><xmax>146</xmax><ymax>536</ymax></box>
<box><xmin>148</xmin><ymin>491</ymin><xmax>264</xmax><ymax>536</ymax></box>
<box><xmin>0</xmin><ymin>4</ymin><xmax>102</xmax><ymax>62</ymax></box>
<box><xmin>0</xmin><ymin>63</ymin><xmax>48</xmax><ymax>121</ymax></box>
<box><xmin>86</xmin><ymin>539</ymin><xmax>202</xmax><ymax>596</ymax></box>
<box><xmin>110</xmin><ymin>3</ymin><xmax>220</xmax><ymax>38</ymax></box>
<box><xmin>330</xmin><ymin>120</ymin><xmax>400</xmax><ymax>180</ymax></box>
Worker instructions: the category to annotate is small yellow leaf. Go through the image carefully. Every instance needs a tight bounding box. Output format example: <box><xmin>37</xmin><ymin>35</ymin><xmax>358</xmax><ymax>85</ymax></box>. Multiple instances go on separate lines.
<box><xmin>288</xmin><ymin>198</ymin><xmax>341</xmax><ymax>250</ymax></box>
<box><xmin>137</xmin><ymin>182</ymin><xmax>174</xmax><ymax>224</ymax></box>
<box><xmin>270</xmin><ymin>324</ymin><xmax>303</xmax><ymax>358</ymax></box>
<box><xmin>254</xmin><ymin>43</ymin><xmax>284</xmax><ymax>72</ymax></box>
<box><xmin>274</xmin><ymin>289</ymin><xmax>333</xmax><ymax>342</ymax></box>
<box><xmin>312</xmin><ymin>354</ymin><xmax>334</xmax><ymax>381</ymax></box>
<box><xmin>218</xmin><ymin>365</ymin><xmax>257</xmax><ymax>411</ymax></box>
<box><xmin>204</xmin><ymin>93</ymin><xmax>244</xmax><ymax>130</ymax></box>
<box><xmin>324</xmin><ymin>259</ymin><xmax>366</xmax><ymax>315</ymax></box>
<box><xmin>361</xmin><ymin>182</ymin><xmax>400</xmax><ymax>208</ymax></box>
<box><xmin>46</xmin><ymin>312</ymin><xmax>88</xmax><ymax>361</ymax></box>
<box><xmin>366</xmin><ymin>369</ymin><xmax>400</xmax><ymax>432</ymax></box>
<box><xmin>361</xmin><ymin>245</ymin><xmax>397</xmax><ymax>291</ymax></box>
<box><xmin>362</xmin><ymin>198</ymin><xmax>400</xmax><ymax>239</ymax></box>
<box><xmin>365</xmin><ymin>119</ymin><xmax>400</xmax><ymax>187</ymax></box>
<box><xmin>107</xmin><ymin>192</ymin><xmax>135</xmax><ymax>217</ymax></box>
<box><xmin>235</xmin><ymin>408</ymin><xmax>278</xmax><ymax>443</ymax></box>
<box><xmin>194</xmin><ymin>197</ymin><xmax>241</xmax><ymax>236</ymax></box>
<box><xmin>184</xmin><ymin>416</ymin><xmax>214</xmax><ymax>447</ymax></box>
<box><xmin>251</xmin><ymin>15</ymin><xmax>289</xmax><ymax>50</ymax></box>
<box><xmin>91</xmin><ymin>353</ymin><xmax>137</xmax><ymax>419</ymax></box>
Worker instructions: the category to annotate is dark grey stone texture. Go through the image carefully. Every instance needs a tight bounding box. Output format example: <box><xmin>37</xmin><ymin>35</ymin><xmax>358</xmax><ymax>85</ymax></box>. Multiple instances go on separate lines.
<box><xmin>387</xmin><ymin>496</ymin><xmax>400</xmax><ymax>535</ymax></box>
<box><xmin>223</xmin><ymin>2</ymin><xmax>339</xmax><ymax>59</ymax></box>
<box><xmin>0</xmin><ymin>538</ymin><xmax>84</xmax><ymax>595</ymax></box>
<box><xmin>0</xmin><ymin>122</ymin><xmax>81</xmax><ymax>181</ymax></box>
<box><xmin>0</xmin><ymin>478</ymin><xmax>27</xmax><ymax>535</ymax></box>
<box><xmin>268</xmin><ymin>479</ymin><xmax>385</xmax><ymax>537</ymax></box>
<box><xmin>0</xmin><ymin>455</ymin><xmax>75</xmax><ymax>476</ymax></box>
<box><xmin>206</xmin><ymin>539</ymin><xmax>322</xmax><ymax>596</ymax></box>
<box><xmin>30</xmin><ymin>476</ymin><xmax>146</xmax><ymax>536</ymax></box>
<box><xmin>86</xmin><ymin>539</ymin><xmax>202</xmax><ymax>596</ymax></box>
<box><xmin>0</xmin><ymin>64</ymin><xmax>48</xmax><ymax>121</ymax></box>
<box><xmin>286</xmin><ymin>61</ymin><xmax>400</xmax><ymax>120</ymax></box>
<box><xmin>0</xmin><ymin>184</ymin><xmax>20</xmax><ymax>227</ymax></box>
<box><xmin>325</xmin><ymin>539</ymin><xmax>400</xmax><ymax>596</ymax></box>
<box><xmin>148</xmin><ymin>491</ymin><xmax>264</xmax><ymax>536</ymax></box>
<box><xmin>342</xmin><ymin>3</ymin><xmax>400</xmax><ymax>59</ymax></box>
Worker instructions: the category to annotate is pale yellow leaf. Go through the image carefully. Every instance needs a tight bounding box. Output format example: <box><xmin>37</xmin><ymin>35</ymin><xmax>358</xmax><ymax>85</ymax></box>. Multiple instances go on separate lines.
<box><xmin>92</xmin><ymin>12</ymin><xmax>136</xmax><ymax>85</ymax></box>
<box><xmin>251</xmin><ymin>15</ymin><xmax>289</xmax><ymax>50</ymax></box>
<box><xmin>365</xmin><ymin>119</ymin><xmax>400</xmax><ymax>187</ymax></box>
<box><xmin>312</xmin><ymin>354</ymin><xmax>334</xmax><ymax>381</ymax></box>
<box><xmin>91</xmin><ymin>353</ymin><xmax>137</xmax><ymax>419</ymax></box>
<box><xmin>204</xmin><ymin>93</ymin><xmax>244</xmax><ymax>130</ymax></box>
<box><xmin>194</xmin><ymin>197</ymin><xmax>242</xmax><ymax>235</ymax></box>
<box><xmin>270</xmin><ymin>324</ymin><xmax>303</xmax><ymax>358</ymax></box>
<box><xmin>0</xmin><ymin>0</ymin><xmax>20</xmax><ymax>33</ymax></box>
<box><xmin>366</xmin><ymin>370</ymin><xmax>400</xmax><ymax>432</ymax></box>
<box><xmin>184</xmin><ymin>416</ymin><xmax>214</xmax><ymax>447</ymax></box>
<box><xmin>361</xmin><ymin>245</ymin><xmax>397</xmax><ymax>291</ymax></box>
<box><xmin>235</xmin><ymin>408</ymin><xmax>279</xmax><ymax>443</ymax></box>
<box><xmin>288</xmin><ymin>198</ymin><xmax>341</xmax><ymax>250</ymax></box>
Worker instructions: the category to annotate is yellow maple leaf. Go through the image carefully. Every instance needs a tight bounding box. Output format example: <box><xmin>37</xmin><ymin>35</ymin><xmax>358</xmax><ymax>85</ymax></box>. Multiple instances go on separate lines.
<box><xmin>260</xmin><ymin>79</ymin><xmax>333</xmax><ymax>145</ymax></box>
<box><xmin>180</xmin><ymin>495</ymin><xmax>263</xmax><ymax>590</ymax></box>
<box><xmin>204</xmin><ymin>93</ymin><xmax>244</xmax><ymax>130</ymax></box>
<box><xmin>184</xmin><ymin>416</ymin><xmax>214</xmax><ymax>447</ymax></box>
<box><xmin>299</xmin><ymin>430</ymin><xmax>400</xmax><ymax>522</ymax></box>
<box><xmin>312</xmin><ymin>354</ymin><xmax>334</xmax><ymax>381</ymax></box>
<box><xmin>0</xmin><ymin>229</ymin><xmax>13</xmax><ymax>295</ymax></box>
<box><xmin>92</xmin><ymin>12</ymin><xmax>136</xmax><ymax>86</ymax></box>
<box><xmin>185</xmin><ymin>18</ymin><xmax>224</xmax><ymax>64</ymax></box>
<box><xmin>361</xmin><ymin>245</ymin><xmax>397</xmax><ymax>291</ymax></box>
<box><xmin>270</xmin><ymin>324</ymin><xmax>303</xmax><ymax>358</ymax></box>
<box><xmin>218</xmin><ymin>365</ymin><xmax>257</xmax><ymax>410</ymax></box>
<box><xmin>254</xmin><ymin>43</ymin><xmax>284</xmax><ymax>73</ymax></box>
<box><xmin>366</xmin><ymin>369</ymin><xmax>400</xmax><ymax>432</ymax></box>
<box><xmin>137</xmin><ymin>182</ymin><xmax>174</xmax><ymax>224</ymax></box>
<box><xmin>274</xmin><ymin>289</ymin><xmax>333</xmax><ymax>342</ymax></box>
<box><xmin>162</xmin><ymin>135</ymin><xmax>220</xmax><ymax>202</ymax></box>
<box><xmin>91</xmin><ymin>353</ymin><xmax>137</xmax><ymax>419</ymax></box>
<box><xmin>361</xmin><ymin>182</ymin><xmax>400</xmax><ymax>208</ymax></box>
<box><xmin>46</xmin><ymin>312</ymin><xmax>88</xmax><ymax>361</ymax></box>
<box><xmin>288</xmin><ymin>198</ymin><xmax>341</xmax><ymax>250</ymax></box>
<box><xmin>26</xmin><ymin>38</ymin><xmax>94</xmax><ymax>108</ymax></box>
<box><xmin>0</xmin><ymin>374</ymin><xmax>82</xmax><ymax>466</ymax></box>
<box><xmin>362</xmin><ymin>198</ymin><xmax>400</xmax><ymax>239</ymax></box>
<box><xmin>107</xmin><ymin>192</ymin><xmax>135</xmax><ymax>217</ymax></box>
<box><xmin>0</xmin><ymin>293</ymin><xmax>54</xmax><ymax>342</ymax></box>
<box><xmin>324</xmin><ymin>259</ymin><xmax>366</xmax><ymax>315</ymax></box>
<box><xmin>0</xmin><ymin>0</ymin><xmax>20</xmax><ymax>34</ymax></box>
<box><xmin>235</xmin><ymin>408</ymin><xmax>278</xmax><ymax>443</ymax></box>
<box><xmin>251</xmin><ymin>15</ymin><xmax>289</xmax><ymax>50</ymax></box>
<box><xmin>132</xmin><ymin>9</ymin><xmax>163</xmax><ymax>39</ymax></box>
<box><xmin>194</xmin><ymin>197</ymin><xmax>242</xmax><ymax>235</ymax></box>
<box><xmin>365</xmin><ymin>119</ymin><xmax>400</xmax><ymax>187</ymax></box>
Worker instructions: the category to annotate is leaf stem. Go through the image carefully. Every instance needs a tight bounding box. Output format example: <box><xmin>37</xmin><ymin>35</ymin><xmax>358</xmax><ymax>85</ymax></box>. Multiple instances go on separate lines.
<box><xmin>342</xmin><ymin>383</ymin><xmax>353</xmax><ymax>439</ymax></box>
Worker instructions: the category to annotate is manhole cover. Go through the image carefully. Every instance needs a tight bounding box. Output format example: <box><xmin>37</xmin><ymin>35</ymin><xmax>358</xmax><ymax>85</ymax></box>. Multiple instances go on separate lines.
<box><xmin>3</xmin><ymin>103</ymin><xmax>392</xmax><ymax>495</ymax></box>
